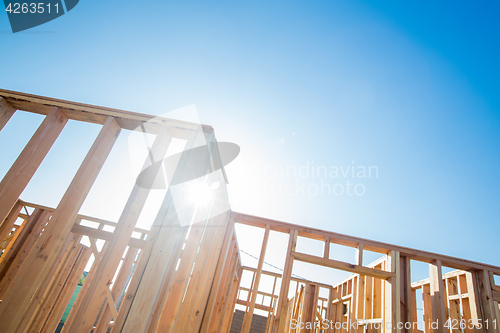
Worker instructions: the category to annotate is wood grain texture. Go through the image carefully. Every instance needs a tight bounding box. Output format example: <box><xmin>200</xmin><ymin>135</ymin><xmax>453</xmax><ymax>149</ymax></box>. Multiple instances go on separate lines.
<box><xmin>0</xmin><ymin>107</ymin><xmax>67</xmax><ymax>227</ymax></box>
<box><xmin>65</xmin><ymin>126</ymin><xmax>171</xmax><ymax>333</ymax></box>
<box><xmin>0</xmin><ymin>117</ymin><xmax>120</xmax><ymax>333</ymax></box>
<box><xmin>0</xmin><ymin>88</ymin><xmax>211</xmax><ymax>136</ymax></box>
<box><xmin>0</xmin><ymin>96</ymin><xmax>16</xmax><ymax>131</ymax></box>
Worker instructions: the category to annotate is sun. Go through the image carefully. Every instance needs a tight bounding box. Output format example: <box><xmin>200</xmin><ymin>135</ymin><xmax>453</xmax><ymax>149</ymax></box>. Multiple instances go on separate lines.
<box><xmin>188</xmin><ymin>182</ymin><xmax>213</xmax><ymax>207</ymax></box>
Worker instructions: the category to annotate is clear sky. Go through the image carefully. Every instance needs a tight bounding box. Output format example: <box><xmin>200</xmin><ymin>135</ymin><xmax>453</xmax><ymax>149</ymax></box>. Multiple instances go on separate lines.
<box><xmin>1</xmin><ymin>0</ymin><xmax>499</xmax><ymax>288</ymax></box>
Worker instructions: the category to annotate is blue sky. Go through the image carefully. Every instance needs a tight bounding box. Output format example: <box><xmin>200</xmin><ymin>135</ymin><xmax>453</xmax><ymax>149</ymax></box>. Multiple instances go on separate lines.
<box><xmin>1</xmin><ymin>0</ymin><xmax>499</xmax><ymax>283</ymax></box>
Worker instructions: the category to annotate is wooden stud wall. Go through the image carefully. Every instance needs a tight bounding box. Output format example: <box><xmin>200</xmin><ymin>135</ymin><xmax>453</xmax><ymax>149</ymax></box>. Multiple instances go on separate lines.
<box><xmin>0</xmin><ymin>90</ymin><xmax>499</xmax><ymax>333</ymax></box>
<box><xmin>231</xmin><ymin>214</ymin><xmax>500</xmax><ymax>333</ymax></box>
<box><xmin>0</xmin><ymin>90</ymin><xmax>238</xmax><ymax>333</ymax></box>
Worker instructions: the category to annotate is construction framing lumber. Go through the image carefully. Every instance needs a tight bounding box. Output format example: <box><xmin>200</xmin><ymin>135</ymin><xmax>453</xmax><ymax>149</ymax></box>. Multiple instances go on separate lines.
<box><xmin>65</xmin><ymin>125</ymin><xmax>172</xmax><ymax>333</ymax></box>
<box><xmin>1</xmin><ymin>118</ymin><xmax>120</xmax><ymax>333</ymax></box>
<box><xmin>0</xmin><ymin>90</ymin><xmax>498</xmax><ymax>333</ymax></box>
<box><xmin>293</xmin><ymin>251</ymin><xmax>395</xmax><ymax>280</ymax></box>
<box><xmin>0</xmin><ymin>106</ymin><xmax>67</xmax><ymax>226</ymax></box>
<box><xmin>231</xmin><ymin>212</ymin><xmax>500</xmax><ymax>275</ymax></box>
<box><xmin>429</xmin><ymin>260</ymin><xmax>446</xmax><ymax>333</ymax></box>
<box><xmin>0</xmin><ymin>96</ymin><xmax>16</xmax><ymax>131</ymax></box>
<box><xmin>241</xmin><ymin>224</ymin><xmax>270</xmax><ymax>333</ymax></box>
<box><xmin>273</xmin><ymin>229</ymin><xmax>298</xmax><ymax>333</ymax></box>
<box><xmin>0</xmin><ymin>88</ymin><xmax>210</xmax><ymax>135</ymax></box>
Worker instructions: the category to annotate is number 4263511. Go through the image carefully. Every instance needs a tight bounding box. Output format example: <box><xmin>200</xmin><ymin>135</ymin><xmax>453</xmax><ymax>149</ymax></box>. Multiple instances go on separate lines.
<box><xmin>445</xmin><ymin>318</ymin><xmax>497</xmax><ymax>330</ymax></box>
<box><xmin>5</xmin><ymin>3</ymin><xmax>59</xmax><ymax>14</ymax></box>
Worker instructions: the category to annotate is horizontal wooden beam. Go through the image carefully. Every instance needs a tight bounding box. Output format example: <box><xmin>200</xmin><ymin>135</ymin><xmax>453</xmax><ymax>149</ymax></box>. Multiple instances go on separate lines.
<box><xmin>232</xmin><ymin>212</ymin><xmax>500</xmax><ymax>275</ymax></box>
<box><xmin>492</xmin><ymin>290</ymin><xmax>500</xmax><ymax>303</ymax></box>
<box><xmin>411</xmin><ymin>270</ymin><xmax>469</xmax><ymax>289</ymax></box>
<box><xmin>292</xmin><ymin>251</ymin><xmax>395</xmax><ymax>280</ymax></box>
<box><xmin>236</xmin><ymin>299</ymin><xmax>273</xmax><ymax>313</ymax></box>
<box><xmin>448</xmin><ymin>293</ymin><xmax>469</xmax><ymax>300</ymax></box>
<box><xmin>331</xmin><ymin>294</ymin><xmax>355</xmax><ymax>304</ymax></box>
<box><xmin>18</xmin><ymin>200</ymin><xmax>150</xmax><ymax>235</ymax></box>
<box><xmin>71</xmin><ymin>224</ymin><xmax>147</xmax><ymax>249</ymax></box>
<box><xmin>330</xmin><ymin>259</ymin><xmax>385</xmax><ymax>289</ymax></box>
<box><xmin>241</xmin><ymin>266</ymin><xmax>331</xmax><ymax>289</ymax></box>
<box><xmin>0</xmin><ymin>89</ymin><xmax>212</xmax><ymax>136</ymax></box>
<box><xmin>239</xmin><ymin>287</ymin><xmax>278</xmax><ymax>299</ymax></box>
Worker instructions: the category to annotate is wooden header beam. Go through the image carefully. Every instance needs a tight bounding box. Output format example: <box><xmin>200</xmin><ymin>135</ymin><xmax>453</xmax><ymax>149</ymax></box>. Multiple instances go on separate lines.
<box><xmin>0</xmin><ymin>88</ymin><xmax>212</xmax><ymax>135</ymax></box>
<box><xmin>231</xmin><ymin>212</ymin><xmax>500</xmax><ymax>275</ymax></box>
<box><xmin>293</xmin><ymin>251</ymin><xmax>395</xmax><ymax>280</ymax></box>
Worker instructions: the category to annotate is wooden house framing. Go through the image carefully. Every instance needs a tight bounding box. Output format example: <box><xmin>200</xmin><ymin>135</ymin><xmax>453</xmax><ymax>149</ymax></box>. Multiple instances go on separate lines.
<box><xmin>0</xmin><ymin>90</ymin><xmax>498</xmax><ymax>333</ymax></box>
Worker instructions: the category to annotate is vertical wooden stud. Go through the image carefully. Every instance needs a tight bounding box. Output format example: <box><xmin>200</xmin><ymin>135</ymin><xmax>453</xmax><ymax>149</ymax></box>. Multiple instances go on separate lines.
<box><xmin>356</xmin><ymin>244</ymin><xmax>364</xmax><ymax>266</ymax></box>
<box><xmin>65</xmin><ymin>125</ymin><xmax>172</xmax><ymax>333</ymax></box>
<box><xmin>385</xmin><ymin>250</ymin><xmax>401</xmax><ymax>333</ymax></box>
<box><xmin>401</xmin><ymin>256</ymin><xmax>414</xmax><ymax>333</ymax></box>
<box><xmin>0</xmin><ymin>208</ymin><xmax>51</xmax><ymax>297</ymax></box>
<box><xmin>350</xmin><ymin>276</ymin><xmax>359</xmax><ymax>333</ymax></box>
<box><xmin>0</xmin><ymin>96</ymin><xmax>16</xmax><ymax>132</ymax></box>
<box><xmin>42</xmin><ymin>245</ymin><xmax>92</xmax><ymax>333</ymax></box>
<box><xmin>0</xmin><ymin>116</ymin><xmax>120</xmax><ymax>333</ymax></box>
<box><xmin>475</xmin><ymin>270</ymin><xmax>499</xmax><ymax>333</ymax></box>
<box><xmin>326</xmin><ymin>286</ymin><xmax>333</xmax><ymax>333</ymax></box>
<box><xmin>241</xmin><ymin>224</ymin><xmax>271</xmax><ymax>333</ymax></box>
<box><xmin>429</xmin><ymin>260</ymin><xmax>446</xmax><ymax>333</ymax></box>
<box><xmin>301</xmin><ymin>283</ymin><xmax>318</xmax><ymax>333</ymax></box>
<box><xmin>188</xmin><ymin>216</ymin><xmax>236</xmax><ymax>333</ymax></box>
<box><xmin>184</xmin><ymin>214</ymin><xmax>233</xmax><ymax>332</ymax></box>
<box><xmin>365</xmin><ymin>276</ymin><xmax>373</xmax><ymax>320</ymax></box>
<box><xmin>465</xmin><ymin>272</ymin><xmax>481</xmax><ymax>333</ymax></box>
<box><xmin>213</xmin><ymin>245</ymin><xmax>240</xmax><ymax>332</ymax></box>
<box><xmin>93</xmin><ymin>245</ymin><xmax>140</xmax><ymax>333</ymax></box>
<box><xmin>324</xmin><ymin>237</ymin><xmax>330</xmax><ymax>259</ymax></box>
<box><xmin>154</xmin><ymin>219</ymin><xmax>211</xmax><ymax>332</ymax></box>
<box><xmin>423</xmin><ymin>284</ymin><xmax>433</xmax><ymax>333</ymax></box>
<box><xmin>446</xmin><ymin>278</ymin><xmax>461</xmax><ymax>333</ymax></box>
<box><xmin>273</xmin><ymin>229</ymin><xmax>298</xmax><ymax>333</ymax></box>
<box><xmin>357</xmin><ymin>275</ymin><xmax>366</xmax><ymax>330</ymax></box>
<box><xmin>0</xmin><ymin>201</ymin><xmax>23</xmax><ymax>253</ymax></box>
<box><xmin>0</xmin><ymin>107</ymin><xmax>67</xmax><ymax>226</ymax></box>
